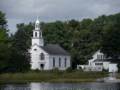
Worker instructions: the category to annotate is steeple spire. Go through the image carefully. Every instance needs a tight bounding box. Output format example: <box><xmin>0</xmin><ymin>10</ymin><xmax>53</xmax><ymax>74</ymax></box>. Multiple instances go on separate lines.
<box><xmin>35</xmin><ymin>17</ymin><xmax>40</xmax><ymax>30</ymax></box>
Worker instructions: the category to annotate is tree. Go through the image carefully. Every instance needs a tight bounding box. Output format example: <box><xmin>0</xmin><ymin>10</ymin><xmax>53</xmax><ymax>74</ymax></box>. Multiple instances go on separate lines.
<box><xmin>0</xmin><ymin>11</ymin><xmax>10</xmax><ymax>72</ymax></box>
<box><xmin>0</xmin><ymin>11</ymin><xmax>7</xmax><ymax>29</ymax></box>
<box><xmin>9</xmin><ymin>23</ymin><xmax>34</xmax><ymax>72</ymax></box>
<box><xmin>101</xmin><ymin>13</ymin><xmax>120</xmax><ymax>59</ymax></box>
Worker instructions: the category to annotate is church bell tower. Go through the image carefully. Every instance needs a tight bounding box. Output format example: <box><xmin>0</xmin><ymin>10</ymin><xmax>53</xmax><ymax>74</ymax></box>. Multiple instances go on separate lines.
<box><xmin>32</xmin><ymin>19</ymin><xmax>44</xmax><ymax>46</ymax></box>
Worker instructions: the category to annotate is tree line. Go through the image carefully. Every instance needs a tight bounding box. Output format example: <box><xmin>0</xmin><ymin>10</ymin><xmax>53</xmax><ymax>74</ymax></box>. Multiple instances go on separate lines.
<box><xmin>0</xmin><ymin>10</ymin><xmax>120</xmax><ymax>72</ymax></box>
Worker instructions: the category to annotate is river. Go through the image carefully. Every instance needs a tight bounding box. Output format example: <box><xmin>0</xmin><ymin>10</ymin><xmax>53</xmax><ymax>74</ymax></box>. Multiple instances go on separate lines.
<box><xmin>0</xmin><ymin>82</ymin><xmax>120</xmax><ymax>90</ymax></box>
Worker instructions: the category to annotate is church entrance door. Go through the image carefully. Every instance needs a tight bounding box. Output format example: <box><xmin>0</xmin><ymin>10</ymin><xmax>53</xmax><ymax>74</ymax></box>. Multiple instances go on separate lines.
<box><xmin>40</xmin><ymin>64</ymin><xmax>44</xmax><ymax>70</ymax></box>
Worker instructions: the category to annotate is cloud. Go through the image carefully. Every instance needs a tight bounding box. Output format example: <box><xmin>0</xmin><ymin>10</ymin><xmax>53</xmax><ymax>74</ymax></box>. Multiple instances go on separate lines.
<box><xmin>0</xmin><ymin>0</ymin><xmax>120</xmax><ymax>33</ymax></box>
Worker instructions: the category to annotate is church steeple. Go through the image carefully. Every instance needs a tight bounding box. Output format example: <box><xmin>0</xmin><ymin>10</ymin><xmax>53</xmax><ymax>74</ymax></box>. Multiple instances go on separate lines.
<box><xmin>32</xmin><ymin>18</ymin><xmax>44</xmax><ymax>46</ymax></box>
<box><xmin>35</xmin><ymin>18</ymin><xmax>40</xmax><ymax>30</ymax></box>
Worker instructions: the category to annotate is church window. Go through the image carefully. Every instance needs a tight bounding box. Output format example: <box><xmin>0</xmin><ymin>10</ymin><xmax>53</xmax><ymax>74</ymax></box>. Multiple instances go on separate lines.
<box><xmin>34</xmin><ymin>49</ymin><xmax>37</xmax><ymax>51</ymax></box>
<box><xmin>40</xmin><ymin>53</ymin><xmax>45</xmax><ymax>60</ymax></box>
<box><xmin>53</xmin><ymin>57</ymin><xmax>55</xmax><ymax>67</ymax></box>
<box><xmin>64</xmin><ymin>58</ymin><xmax>67</xmax><ymax>67</ymax></box>
<box><xmin>35</xmin><ymin>32</ymin><xmax>37</xmax><ymax>37</ymax></box>
<box><xmin>59</xmin><ymin>57</ymin><xmax>61</xmax><ymax>67</ymax></box>
<box><xmin>40</xmin><ymin>32</ymin><xmax>42</xmax><ymax>38</ymax></box>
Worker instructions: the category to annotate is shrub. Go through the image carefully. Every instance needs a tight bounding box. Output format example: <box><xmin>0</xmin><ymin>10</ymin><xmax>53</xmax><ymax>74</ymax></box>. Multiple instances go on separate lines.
<box><xmin>66</xmin><ymin>67</ymin><xmax>73</xmax><ymax>72</ymax></box>
<box><xmin>52</xmin><ymin>68</ymin><xmax>60</xmax><ymax>73</ymax></box>
<box><xmin>117</xmin><ymin>64</ymin><xmax>120</xmax><ymax>72</ymax></box>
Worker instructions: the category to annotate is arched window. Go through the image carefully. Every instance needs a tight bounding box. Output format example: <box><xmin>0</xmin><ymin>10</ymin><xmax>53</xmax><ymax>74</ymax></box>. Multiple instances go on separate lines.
<box><xmin>35</xmin><ymin>32</ymin><xmax>37</xmax><ymax>37</ymax></box>
<box><xmin>40</xmin><ymin>53</ymin><xmax>45</xmax><ymax>60</ymax></box>
<box><xmin>34</xmin><ymin>48</ymin><xmax>37</xmax><ymax>51</ymax></box>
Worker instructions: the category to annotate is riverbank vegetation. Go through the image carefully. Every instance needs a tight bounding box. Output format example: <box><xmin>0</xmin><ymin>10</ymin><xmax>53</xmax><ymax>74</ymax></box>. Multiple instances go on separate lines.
<box><xmin>0</xmin><ymin>70</ymin><xmax>108</xmax><ymax>83</ymax></box>
<box><xmin>0</xmin><ymin>10</ymin><xmax>120</xmax><ymax>72</ymax></box>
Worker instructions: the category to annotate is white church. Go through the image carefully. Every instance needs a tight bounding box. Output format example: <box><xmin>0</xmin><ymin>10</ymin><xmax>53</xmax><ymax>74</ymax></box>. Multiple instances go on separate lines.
<box><xmin>29</xmin><ymin>19</ymin><xmax>71</xmax><ymax>70</ymax></box>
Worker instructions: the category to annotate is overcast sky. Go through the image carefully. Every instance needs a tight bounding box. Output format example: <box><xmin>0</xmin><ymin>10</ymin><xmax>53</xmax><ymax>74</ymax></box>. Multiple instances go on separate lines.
<box><xmin>0</xmin><ymin>0</ymin><xmax>120</xmax><ymax>33</ymax></box>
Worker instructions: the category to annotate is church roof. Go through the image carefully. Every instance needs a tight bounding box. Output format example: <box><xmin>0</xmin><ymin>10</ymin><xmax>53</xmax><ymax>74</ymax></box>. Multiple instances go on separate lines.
<box><xmin>41</xmin><ymin>44</ymin><xmax>70</xmax><ymax>56</ymax></box>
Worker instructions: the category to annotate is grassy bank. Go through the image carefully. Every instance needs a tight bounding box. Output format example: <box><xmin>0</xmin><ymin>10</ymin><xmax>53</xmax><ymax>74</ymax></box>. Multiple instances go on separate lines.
<box><xmin>0</xmin><ymin>71</ymin><xmax>108</xmax><ymax>83</ymax></box>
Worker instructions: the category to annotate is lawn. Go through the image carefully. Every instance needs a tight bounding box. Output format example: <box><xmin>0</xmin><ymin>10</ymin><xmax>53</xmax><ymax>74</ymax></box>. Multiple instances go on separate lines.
<box><xmin>0</xmin><ymin>70</ymin><xmax>108</xmax><ymax>83</ymax></box>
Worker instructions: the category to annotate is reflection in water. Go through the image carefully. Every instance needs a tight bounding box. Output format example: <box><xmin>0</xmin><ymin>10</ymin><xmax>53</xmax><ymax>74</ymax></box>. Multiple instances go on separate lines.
<box><xmin>0</xmin><ymin>82</ymin><xmax>120</xmax><ymax>90</ymax></box>
<box><xmin>30</xmin><ymin>83</ymin><xmax>44</xmax><ymax>90</ymax></box>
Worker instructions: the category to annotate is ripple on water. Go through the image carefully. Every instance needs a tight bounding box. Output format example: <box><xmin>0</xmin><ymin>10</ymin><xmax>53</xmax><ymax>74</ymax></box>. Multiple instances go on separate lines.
<box><xmin>0</xmin><ymin>82</ymin><xmax>120</xmax><ymax>90</ymax></box>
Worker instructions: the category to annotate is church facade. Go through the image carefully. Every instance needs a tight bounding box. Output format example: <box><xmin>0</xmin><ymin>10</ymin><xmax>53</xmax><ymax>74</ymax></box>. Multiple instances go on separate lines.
<box><xmin>29</xmin><ymin>19</ymin><xmax>71</xmax><ymax>70</ymax></box>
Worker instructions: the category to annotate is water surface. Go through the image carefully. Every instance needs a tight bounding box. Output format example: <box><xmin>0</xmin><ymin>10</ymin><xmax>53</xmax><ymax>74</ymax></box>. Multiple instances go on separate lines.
<box><xmin>0</xmin><ymin>82</ymin><xmax>120</xmax><ymax>90</ymax></box>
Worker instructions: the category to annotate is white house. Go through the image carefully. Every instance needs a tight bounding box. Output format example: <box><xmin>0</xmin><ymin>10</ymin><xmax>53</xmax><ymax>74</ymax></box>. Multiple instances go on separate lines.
<box><xmin>29</xmin><ymin>19</ymin><xmax>71</xmax><ymax>70</ymax></box>
<box><xmin>77</xmin><ymin>50</ymin><xmax>118</xmax><ymax>72</ymax></box>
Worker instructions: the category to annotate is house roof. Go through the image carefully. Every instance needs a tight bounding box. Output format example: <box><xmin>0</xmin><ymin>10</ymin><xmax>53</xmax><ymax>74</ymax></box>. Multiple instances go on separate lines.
<box><xmin>93</xmin><ymin>59</ymin><xmax>108</xmax><ymax>62</ymax></box>
<box><xmin>41</xmin><ymin>44</ymin><xmax>70</xmax><ymax>56</ymax></box>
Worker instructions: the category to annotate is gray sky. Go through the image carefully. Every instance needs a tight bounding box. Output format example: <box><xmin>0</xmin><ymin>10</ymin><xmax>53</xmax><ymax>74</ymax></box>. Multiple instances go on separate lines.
<box><xmin>0</xmin><ymin>0</ymin><xmax>120</xmax><ymax>33</ymax></box>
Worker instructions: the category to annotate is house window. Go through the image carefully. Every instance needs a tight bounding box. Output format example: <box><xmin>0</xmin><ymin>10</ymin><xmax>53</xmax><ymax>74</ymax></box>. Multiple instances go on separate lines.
<box><xmin>101</xmin><ymin>55</ymin><xmax>103</xmax><ymax>60</ymax></box>
<box><xmin>40</xmin><ymin>53</ymin><xmax>45</xmax><ymax>60</ymax></box>
<box><xmin>97</xmin><ymin>55</ymin><xmax>100</xmax><ymax>59</ymax></box>
<box><xmin>53</xmin><ymin>57</ymin><xmax>55</xmax><ymax>67</ymax></box>
<box><xmin>102</xmin><ymin>55</ymin><xmax>106</xmax><ymax>59</ymax></box>
<box><xmin>95</xmin><ymin>63</ymin><xmax>103</xmax><ymax>65</ymax></box>
<box><xmin>100</xmin><ymin>55</ymin><xmax>105</xmax><ymax>60</ymax></box>
<box><xmin>97</xmin><ymin>54</ymin><xmax>104</xmax><ymax>60</ymax></box>
<box><xmin>64</xmin><ymin>58</ymin><xmax>67</xmax><ymax>67</ymax></box>
<box><xmin>59</xmin><ymin>57</ymin><xmax>61</xmax><ymax>67</ymax></box>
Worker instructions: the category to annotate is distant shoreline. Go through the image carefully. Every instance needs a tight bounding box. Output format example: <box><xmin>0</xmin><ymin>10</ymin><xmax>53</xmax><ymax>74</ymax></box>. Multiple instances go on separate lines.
<box><xmin>0</xmin><ymin>71</ymin><xmax>108</xmax><ymax>83</ymax></box>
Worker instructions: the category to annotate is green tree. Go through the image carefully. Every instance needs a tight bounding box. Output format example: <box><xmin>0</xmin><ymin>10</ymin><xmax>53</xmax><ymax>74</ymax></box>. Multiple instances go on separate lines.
<box><xmin>9</xmin><ymin>23</ymin><xmax>34</xmax><ymax>72</ymax></box>
<box><xmin>0</xmin><ymin>11</ymin><xmax>10</xmax><ymax>72</ymax></box>
<box><xmin>101</xmin><ymin>13</ymin><xmax>120</xmax><ymax>59</ymax></box>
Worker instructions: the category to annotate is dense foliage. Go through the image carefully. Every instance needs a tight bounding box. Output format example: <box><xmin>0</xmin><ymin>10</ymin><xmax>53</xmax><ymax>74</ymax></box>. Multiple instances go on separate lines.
<box><xmin>0</xmin><ymin>11</ymin><xmax>33</xmax><ymax>72</ymax></box>
<box><xmin>0</xmin><ymin>10</ymin><xmax>120</xmax><ymax>72</ymax></box>
<box><xmin>9</xmin><ymin>23</ymin><xmax>34</xmax><ymax>72</ymax></box>
<box><xmin>0</xmin><ymin>11</ymin><xmax>10</xmax><ymax>72</ymax></box>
